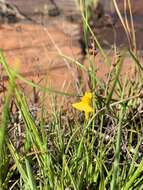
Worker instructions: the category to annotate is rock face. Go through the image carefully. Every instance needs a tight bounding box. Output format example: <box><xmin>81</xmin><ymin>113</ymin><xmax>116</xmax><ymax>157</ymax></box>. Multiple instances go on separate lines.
<box><xmin>0</xmin><ymin>0</ymin><xmax>143</xmax><ymax>104</ymax></box>
<box><xmin>2</xmin><ymin>0</ymin><xmax>114</xmax><ymax>24</ymax></box>
<box><xmin>0</xmin><ymin>1</ymin><xmax>25</xmax><ymax>23</ymax></box>
<box><xmin>4</xmin><ymin>0</ymin><xmax>80</xmax><ymax>24</ymax></box>
<box><xmin>0</xmin><ymin>0</ymin><xmax>84</xmax><ymax>112</ymax></box>
<box><xmin>0</xmin><ymin>22</ymin><xmax>83</xmax><ymax>112</ymax></box>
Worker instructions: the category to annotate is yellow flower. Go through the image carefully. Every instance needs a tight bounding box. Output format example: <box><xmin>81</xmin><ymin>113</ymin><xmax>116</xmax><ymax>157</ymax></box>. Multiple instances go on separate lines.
<box><xmin>72</xmin><ymin>92</ymin><xmax>94</xmax><ymax>120</ymax></box>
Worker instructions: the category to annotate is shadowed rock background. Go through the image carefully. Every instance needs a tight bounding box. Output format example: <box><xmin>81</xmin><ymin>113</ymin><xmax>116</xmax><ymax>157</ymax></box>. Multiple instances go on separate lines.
<box><xmin>1</xmin><ymin>0</ymin><xmax>143</xmax><ymax>48</ymax></box>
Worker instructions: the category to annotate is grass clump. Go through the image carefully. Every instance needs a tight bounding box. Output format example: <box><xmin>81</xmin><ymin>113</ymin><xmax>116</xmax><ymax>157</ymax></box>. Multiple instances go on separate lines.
<box><xmin>0</xmin><ymin>47</ymin><xmax>143</xmax><ymax>190</ymax></box>
<box><xmin>0</xmin><ymin>0</ymin><xmax>143</xmax><ymax>189</ymax></box>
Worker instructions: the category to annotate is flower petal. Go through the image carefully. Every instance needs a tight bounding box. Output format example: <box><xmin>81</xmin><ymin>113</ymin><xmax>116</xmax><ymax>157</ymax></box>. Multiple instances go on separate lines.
<box><xmin>81</xmin><ymin>92</ymin><xmax>92</xmax><ymax>104</ymax></box>
<box><xmin>72</xmin><ymin>102</ymin><xmax>86</xmax><ymax>111</ymax></box>
<box><xmin>72</xmin><ymin>92</ymin><xmax>94</xmax><ymax>120</ymax></box>
<box><xmin>84</xmin><ymin>105</ymin><xmax>94</xmax><ymax>113</ymax></box>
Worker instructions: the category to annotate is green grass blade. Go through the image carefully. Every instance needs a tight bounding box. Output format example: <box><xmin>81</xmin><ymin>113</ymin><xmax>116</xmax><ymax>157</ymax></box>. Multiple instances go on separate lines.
<box><xmin>7</xmin><ymin>142</ymin><xmax>28</xmax><ymax>185</ymax></box>
<box><xmin>106</xmin><ymin>55</ymin><xmax>124</xmax><ymax>106</ymax></box>
<box><xmin>0</xmin><ymin>51</ymin><xmax>16</xmax><ymax>188</ymax></box>
<box><xmin>25</xmin><ymin>158</ymin><xmax>37</xmax><ymax>190</ymax></box>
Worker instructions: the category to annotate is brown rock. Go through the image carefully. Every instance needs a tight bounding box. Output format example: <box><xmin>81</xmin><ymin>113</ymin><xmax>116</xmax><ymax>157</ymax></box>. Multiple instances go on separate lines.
<box><xmin>0</xmin><ymin>21</ymin><xmax>82</xmax><ymax>110</ymax></box>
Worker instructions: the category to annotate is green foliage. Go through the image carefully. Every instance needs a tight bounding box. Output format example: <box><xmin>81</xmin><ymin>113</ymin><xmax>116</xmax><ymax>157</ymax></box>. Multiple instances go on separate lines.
<box><xmin>0</xmin><ymin>44</ymin><xmax>143</xmax><ymax>190</ymax></box>
<box><xmin>0</xmin><ymin>1</ymin><xmax>143</xmax><ymax>189</ymax></box>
